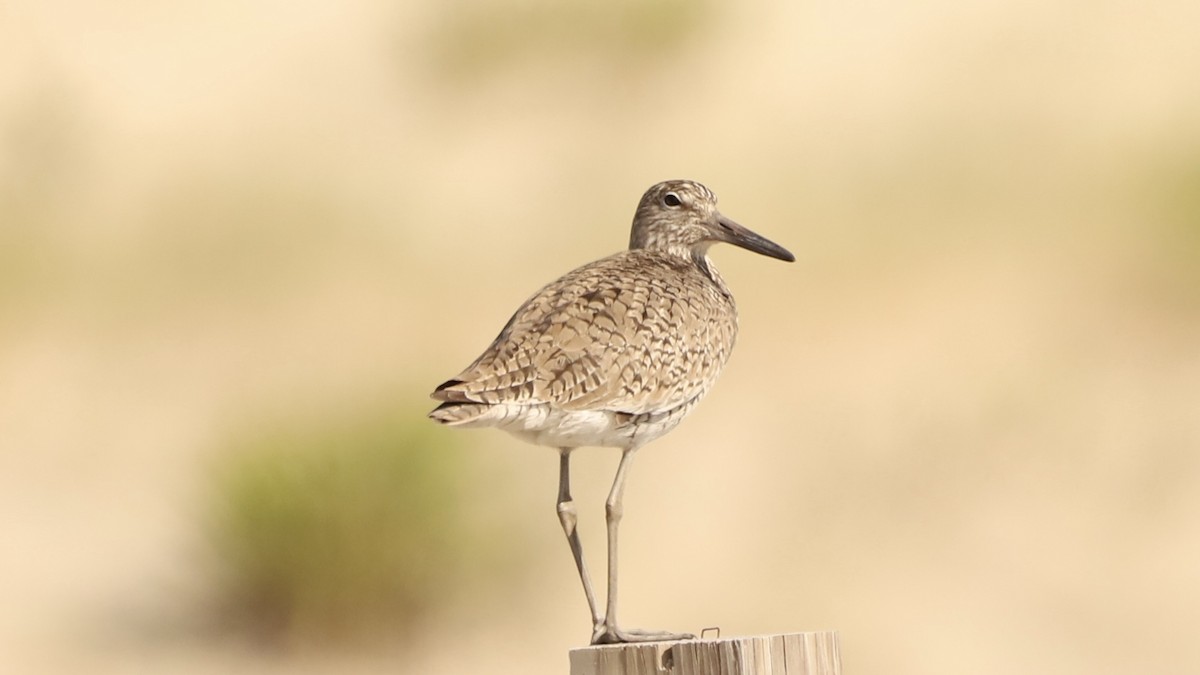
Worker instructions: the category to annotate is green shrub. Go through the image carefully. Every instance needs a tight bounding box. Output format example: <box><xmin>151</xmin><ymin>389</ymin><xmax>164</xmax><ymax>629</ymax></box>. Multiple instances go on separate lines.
<box><xmin>209</xmin><ymin>405</ymin><xmax>463</xmax><ymax>645</ymax></box>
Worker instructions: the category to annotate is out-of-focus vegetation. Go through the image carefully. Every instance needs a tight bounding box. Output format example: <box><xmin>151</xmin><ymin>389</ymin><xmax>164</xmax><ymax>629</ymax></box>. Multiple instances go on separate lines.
<box><xmin>1149</xmin><ymin>149</ymin><xmax>1200</xmax><ymax>292</ymax></box>
<box><xmin>425</xmin><ymin>0</ymin><xmax>711</xmax><ymax>79</ymax></box>
<box><xmin>209</xmin><ymin>404</ymin><xmax>463</xmax><ymax>646</ymax></box>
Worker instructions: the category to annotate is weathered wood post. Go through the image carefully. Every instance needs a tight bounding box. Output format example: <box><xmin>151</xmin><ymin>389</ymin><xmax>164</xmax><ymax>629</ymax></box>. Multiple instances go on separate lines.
<box><xmin>569</xmin><ymin>631</ymin><xmax>841</xmax><ymax>675</ymax></box>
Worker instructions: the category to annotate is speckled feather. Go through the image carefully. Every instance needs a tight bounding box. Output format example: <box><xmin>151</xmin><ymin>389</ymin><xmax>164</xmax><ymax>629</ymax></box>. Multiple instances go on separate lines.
<box><xmin>435</xmin><ymin>248</ymin><xmax>735</xmax><ymax>406</ymax></box>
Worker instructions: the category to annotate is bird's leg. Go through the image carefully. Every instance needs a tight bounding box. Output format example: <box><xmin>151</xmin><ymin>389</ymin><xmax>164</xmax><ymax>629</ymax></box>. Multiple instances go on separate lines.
<box><xmin>591</xmin><ymin>446</ymin><xmax>695</xmax><ymax>645</ymax></box>
<box><xmin>557</xmin><ymin>448</ymin><xmax>602</xmax><ymax>628</ymax></box>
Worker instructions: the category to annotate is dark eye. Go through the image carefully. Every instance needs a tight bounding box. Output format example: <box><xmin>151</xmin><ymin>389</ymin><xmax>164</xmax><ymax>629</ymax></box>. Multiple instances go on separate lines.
<box><xmin>663</xmin><ymin>192</ymin><xmax>682</xmax><ymax>207</ymax></box>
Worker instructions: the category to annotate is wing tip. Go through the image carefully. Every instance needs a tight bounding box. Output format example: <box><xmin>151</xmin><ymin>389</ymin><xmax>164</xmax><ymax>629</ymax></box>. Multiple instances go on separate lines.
<box><xmin>431</xmin><ymin>378</ymin><xmax>468</xmax><ymax>402</ymax></box>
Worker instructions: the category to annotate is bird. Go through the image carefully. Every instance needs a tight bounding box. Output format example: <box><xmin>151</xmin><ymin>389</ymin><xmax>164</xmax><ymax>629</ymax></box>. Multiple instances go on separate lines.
<box><xmin>428</xmin><ymin>179</ymin><xmax>794</xmax><ymax>645</ymax></box>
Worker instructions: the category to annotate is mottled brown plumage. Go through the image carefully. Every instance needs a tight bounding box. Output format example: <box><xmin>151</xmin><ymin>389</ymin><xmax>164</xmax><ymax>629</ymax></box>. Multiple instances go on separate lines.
<box><xmin>429</xmin><ymin>179</ymin><xmax>793</xmax><ymax>645</ymax></box>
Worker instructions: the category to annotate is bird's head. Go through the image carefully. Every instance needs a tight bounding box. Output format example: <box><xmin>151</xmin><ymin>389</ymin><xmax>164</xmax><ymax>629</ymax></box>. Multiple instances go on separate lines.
<box><xmin>628</xmin><ymin>180</ymin><xmax>794</xmax><ymax>263</ymax></box>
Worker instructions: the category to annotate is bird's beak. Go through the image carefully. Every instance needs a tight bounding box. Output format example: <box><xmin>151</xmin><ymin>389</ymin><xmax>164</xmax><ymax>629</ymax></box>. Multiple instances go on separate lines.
<box><xmin>715</xmin><ymin>214</ymin><xmax>795</xmax><ymax>262</ymax></box>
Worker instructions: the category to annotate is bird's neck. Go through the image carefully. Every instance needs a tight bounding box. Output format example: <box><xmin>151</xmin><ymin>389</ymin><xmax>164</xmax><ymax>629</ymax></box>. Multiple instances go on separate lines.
<box><xmin>688</xmin><ymin>247</ymin><xmax>733</xmax><ymax>300</ymax></box>
<box><xmin>634</xmin><ymin>243</ymin><xmax>732</xmax><ymax>299</ymax></box>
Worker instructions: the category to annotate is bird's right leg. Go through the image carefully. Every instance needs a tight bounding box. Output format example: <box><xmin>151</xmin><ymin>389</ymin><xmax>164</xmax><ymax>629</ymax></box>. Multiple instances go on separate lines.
<box><xmin>557</xmin><ymin>448</ymin><xmax>602</xmax><ymax>628</ymax></box>
<box><xmin>590</xmin><ymin>446</ymin><xmax>694</xmax><ymax>645</ymax></box>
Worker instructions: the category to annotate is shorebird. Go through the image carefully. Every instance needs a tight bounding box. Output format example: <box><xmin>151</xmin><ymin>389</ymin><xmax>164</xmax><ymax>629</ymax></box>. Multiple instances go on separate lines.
<box><xmin>429</xmin><ymin>179</ymin><xmax>794</xmax><ymax>644</ymax></box>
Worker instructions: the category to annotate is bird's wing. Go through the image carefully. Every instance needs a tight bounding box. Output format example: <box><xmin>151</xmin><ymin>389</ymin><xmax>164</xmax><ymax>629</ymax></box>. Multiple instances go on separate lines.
<box><xmin>431</xmin><ymin>253</ymin><xmax>735</xmax><ymax>416</ymax></box>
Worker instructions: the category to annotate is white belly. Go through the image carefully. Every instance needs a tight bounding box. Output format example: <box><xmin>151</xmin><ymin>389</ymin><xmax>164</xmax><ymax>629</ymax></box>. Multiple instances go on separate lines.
<box><xmin>480</xmin><ymin>403</ymin><xmax>692</xmax><ymax>449</ymax></box>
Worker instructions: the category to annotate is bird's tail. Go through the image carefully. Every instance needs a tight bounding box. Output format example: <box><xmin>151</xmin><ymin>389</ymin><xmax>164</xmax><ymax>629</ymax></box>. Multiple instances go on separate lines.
<box><xmin>427</xmin><ymin>401</ymin><xmax>495</xmax><ymax>426</ymax></box>
<box><xmin>429</xmin><ymin>376</ymin><xmax>504</xmax><ymax>427</ymax></box>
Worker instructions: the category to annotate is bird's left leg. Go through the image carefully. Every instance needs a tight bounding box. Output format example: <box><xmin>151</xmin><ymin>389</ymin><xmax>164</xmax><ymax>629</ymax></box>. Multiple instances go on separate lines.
<box><xmin>557</xmin><ymin>448</ymin><xmax>602</xmax><ymax>628</ymax></box>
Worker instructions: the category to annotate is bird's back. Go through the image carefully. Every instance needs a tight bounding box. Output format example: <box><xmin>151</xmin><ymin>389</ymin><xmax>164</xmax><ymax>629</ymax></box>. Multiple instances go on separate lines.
<box><xmin>430</xmin><ymin>249</ymin><xmax>738</xmax><ymax>448</ymax></box>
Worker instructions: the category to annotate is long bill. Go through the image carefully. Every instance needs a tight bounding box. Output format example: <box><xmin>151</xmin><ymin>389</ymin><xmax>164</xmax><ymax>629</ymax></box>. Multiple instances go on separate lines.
<box><xmin>716</xmin><ymin>214</ymin><xmax>796</xmax><ymax>262</ymax></box>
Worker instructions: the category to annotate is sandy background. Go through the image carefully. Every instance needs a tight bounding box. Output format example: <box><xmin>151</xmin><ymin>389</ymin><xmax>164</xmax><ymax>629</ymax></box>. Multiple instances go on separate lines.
<box><xmin>2</xmin><ymin>1</ymin><xmax>1199</xmax><ymax>673</ymax></box>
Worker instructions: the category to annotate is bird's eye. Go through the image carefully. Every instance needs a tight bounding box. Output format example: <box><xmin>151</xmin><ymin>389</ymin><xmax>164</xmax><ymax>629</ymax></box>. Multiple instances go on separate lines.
<box><xmin>663</xmin><ymin>192</ymin><xmax>682</xmax><ymax>208</ymax></box>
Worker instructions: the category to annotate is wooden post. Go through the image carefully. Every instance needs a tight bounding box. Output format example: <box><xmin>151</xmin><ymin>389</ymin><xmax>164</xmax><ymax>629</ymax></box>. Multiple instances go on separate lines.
<box><xmin>569</xmin><ymin>631</ymin><xmax>841</xmax><ymax>675</ymax></box>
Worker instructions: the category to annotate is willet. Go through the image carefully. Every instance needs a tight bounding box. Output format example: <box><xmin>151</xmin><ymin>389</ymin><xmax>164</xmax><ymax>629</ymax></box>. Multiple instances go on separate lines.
<box><xmin>429</xmin><ymin>179</ymin><xmax>794</xmax><ymax>644</ymax></box>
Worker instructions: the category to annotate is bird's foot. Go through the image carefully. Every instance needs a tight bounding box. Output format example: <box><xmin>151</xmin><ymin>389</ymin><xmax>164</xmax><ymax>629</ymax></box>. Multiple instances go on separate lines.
<box><xmin>591</xmin><ymin>624</ymin><xmax>695</xmax><ymax>645</ymax></box>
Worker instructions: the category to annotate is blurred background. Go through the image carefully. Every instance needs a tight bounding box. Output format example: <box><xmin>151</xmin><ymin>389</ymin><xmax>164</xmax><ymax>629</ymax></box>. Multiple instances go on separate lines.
<box><xmin>2</xmin><ymin>0</ymin><xmax>1199</xmax><ymax>673</ymax></box>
